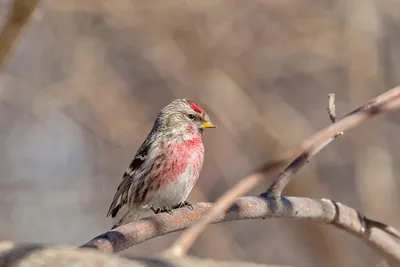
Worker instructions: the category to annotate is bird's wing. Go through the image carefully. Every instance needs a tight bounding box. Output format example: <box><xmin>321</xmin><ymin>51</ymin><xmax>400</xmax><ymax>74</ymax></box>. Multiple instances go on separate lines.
<box><xmin>106</xmin><ymin>138</ymin><xmax>152</xmax><ymax>218</ymax></box>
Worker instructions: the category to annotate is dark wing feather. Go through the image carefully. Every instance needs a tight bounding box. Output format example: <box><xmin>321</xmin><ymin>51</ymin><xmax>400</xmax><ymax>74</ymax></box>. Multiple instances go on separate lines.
<box><xmin>106</xmin><ymin>139</ymin><xmax>151</xmax><ymax>218</ymax></box>
<box><xmin>107</xmin><ymin>172</ymin><xmax>133</xmax><ymax>218</ymax></box>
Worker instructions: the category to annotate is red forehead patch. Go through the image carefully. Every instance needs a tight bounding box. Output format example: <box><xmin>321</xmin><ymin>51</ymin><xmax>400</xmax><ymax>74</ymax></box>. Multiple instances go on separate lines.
<box><xmin>186</xmin><ymin>99</ymin><xmax>204</xmax><ymax>114</ymax></box>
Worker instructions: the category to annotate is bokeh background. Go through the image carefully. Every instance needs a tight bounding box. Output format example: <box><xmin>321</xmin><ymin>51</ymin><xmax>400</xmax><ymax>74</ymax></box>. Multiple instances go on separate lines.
<box><xmin>1</xmin><ymin>0</ymin><xmax>400</xmax><ymax>266</ymax></box>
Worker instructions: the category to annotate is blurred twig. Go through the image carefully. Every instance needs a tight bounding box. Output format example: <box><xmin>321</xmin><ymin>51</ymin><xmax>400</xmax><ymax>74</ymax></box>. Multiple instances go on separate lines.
<box><xmin>168</xmin><ymin>86</ymin><xmax>400</xmax><ymax>258</ymax></box>
<box><xmin>0</xmin><ymin>241</ymin><xmax>287</xmax><ymax>267</ymax></box>
<box><xmin>344</xmin><ymin>0</ymin><xmax>397</xmax><ymax>227</ymax></box>
<box><xmin>0</xmin><ymin>0</ymin><xmax>38</xmax><ymax>71</ymax></box>
<box><xmin>82</xmin><ymin>196</ymin><xmax>400</xmax><ymax>264</ymax></box>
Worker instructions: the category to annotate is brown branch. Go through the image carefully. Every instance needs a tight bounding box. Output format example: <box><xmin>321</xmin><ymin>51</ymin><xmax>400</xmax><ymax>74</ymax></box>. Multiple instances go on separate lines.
<box><xmin>0</xmin><ymin>242</ymin><xmax>286</xmax><ymax>267</ymax></box>
<box><xmin>81</xmin><ymin>196</ymin><xmax>400</xmax><ymax>264</ymax></box>
<box><xmin>0</xmin><ymin>0</ymin><xmax>39</xmax><ymax>71</ymax></box>
<box><xmin>168</xmin><ymin>86</ymin><xmax>400</xmax><ymax>256</ymax></box>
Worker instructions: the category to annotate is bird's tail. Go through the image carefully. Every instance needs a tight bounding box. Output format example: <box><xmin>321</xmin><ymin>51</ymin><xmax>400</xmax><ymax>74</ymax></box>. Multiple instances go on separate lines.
<box><xmin>110</xmin><ymin>205</ymin><xmax>153</xmax><ymax>229</ymax></box>
<box><xmin>111</xmin><ymin>204</ymin><xmax>136</xmax><ymax>229</ymax></box>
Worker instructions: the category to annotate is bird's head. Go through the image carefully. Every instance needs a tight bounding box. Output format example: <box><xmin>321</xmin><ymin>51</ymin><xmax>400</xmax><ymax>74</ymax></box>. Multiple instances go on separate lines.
<box><xmin>156</xmin><ymin>98</ymin><xmax>216</xmax><ymax>138</ymax></box>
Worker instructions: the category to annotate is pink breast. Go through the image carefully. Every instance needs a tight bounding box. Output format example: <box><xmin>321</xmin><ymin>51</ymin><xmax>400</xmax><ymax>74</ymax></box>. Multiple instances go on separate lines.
<box><xmin>156</xmin><ymin>135</ymin><xmax>204</xmax><ymax>187</ymax></box>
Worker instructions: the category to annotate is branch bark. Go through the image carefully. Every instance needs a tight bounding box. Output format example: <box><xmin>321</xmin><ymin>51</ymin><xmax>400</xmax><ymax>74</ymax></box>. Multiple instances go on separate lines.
<box><xmin>82</xmin><ymin>196</ymin><xmax>400</xmax><ymax>264</ymax></box>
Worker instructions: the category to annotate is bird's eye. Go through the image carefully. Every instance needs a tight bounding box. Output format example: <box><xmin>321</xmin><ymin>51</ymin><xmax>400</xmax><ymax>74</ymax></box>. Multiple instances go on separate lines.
<box><xmin>188</xmin><ymin>114</ymin><xmax>196</xmax><ymax>120</ymax></box>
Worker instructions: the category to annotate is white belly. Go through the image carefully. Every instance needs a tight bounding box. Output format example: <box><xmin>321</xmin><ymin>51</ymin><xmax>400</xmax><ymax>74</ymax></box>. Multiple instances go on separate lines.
<box><xmin>142</xmin><ymin>163</ymin><xmax>193</xmax><ymax>209</ymax></box>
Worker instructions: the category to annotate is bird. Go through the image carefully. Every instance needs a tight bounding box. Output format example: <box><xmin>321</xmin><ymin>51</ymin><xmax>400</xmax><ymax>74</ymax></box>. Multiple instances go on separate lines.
<box><xmin>106</xmin><ymin>98</ymin><xmax>216</xmax><ymax>229</ymax></box>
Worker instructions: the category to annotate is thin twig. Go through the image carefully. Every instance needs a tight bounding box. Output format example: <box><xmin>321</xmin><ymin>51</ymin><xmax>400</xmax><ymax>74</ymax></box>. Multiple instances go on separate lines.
<box><xmin>328</xmin><ymin>93</ymin><xmax>337</xmax><ymax>123</ymax></box>
<box><xmin>327</xmin><ymin>93</ymin><xmax>344</xmax><ymax>137</ymax></box>
<box><xmin>81</xmin><ymin>196</ymin><xmax>400</xmax><ymax>264</ymax></box>
<box><xmin>166</xmin><ymin>174</ymin><xmax>270</xmax><ymax>257</ymax></box>
<box><xmin>265</xmin><ymin>87</ymin><xmax>400</xmax><ymax>198</ymax></box>
<box><xmin>0</xmin><ymin>0</ymin><xmax>39</xmax><ymax>71</ymax></box>
<box><xmin>168</xmin><ymin>86</ymin><xmax>400</xmax><ymax>256</ymax></box>
<box><xmin>263</xmin><ymin>92</ymin><xmax>346</xmax><ymax>199</ymax></box>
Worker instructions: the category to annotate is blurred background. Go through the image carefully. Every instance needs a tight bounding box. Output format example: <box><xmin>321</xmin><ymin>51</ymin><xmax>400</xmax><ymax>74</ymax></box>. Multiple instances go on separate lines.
<box><xmin>0</xmin><ymin>0</ymin><xmax>400</xmax><ymax>266</ymax></box>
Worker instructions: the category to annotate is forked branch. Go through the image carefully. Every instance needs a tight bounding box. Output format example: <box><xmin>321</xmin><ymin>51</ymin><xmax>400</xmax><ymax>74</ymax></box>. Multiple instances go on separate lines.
<box><xmin>82</xmin><ymin>86</ymin><xmax>400</xmax><ymax>266</ymax></box>
<box><xmin>168</xmin><ymin>86</ymin><xmax>400</xmax><ymax>257</ymax></box>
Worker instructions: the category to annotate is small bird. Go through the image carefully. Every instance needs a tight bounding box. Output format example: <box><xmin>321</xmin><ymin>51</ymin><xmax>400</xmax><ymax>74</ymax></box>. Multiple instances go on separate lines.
<box><xmin>107</xmin><ymin>98</ymin><xmax>216</xmax><ymax>229</ymax></box>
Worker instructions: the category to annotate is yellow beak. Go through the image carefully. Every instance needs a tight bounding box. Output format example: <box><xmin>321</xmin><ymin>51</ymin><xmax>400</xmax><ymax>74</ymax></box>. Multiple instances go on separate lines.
<box><xmin>200</xmin><ymin>121</ymin><xmax>217</xmax><ymax>129</ymax></box>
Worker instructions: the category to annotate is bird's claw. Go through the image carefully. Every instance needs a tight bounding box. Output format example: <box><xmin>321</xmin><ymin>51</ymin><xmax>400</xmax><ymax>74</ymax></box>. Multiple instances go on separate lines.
<box><xmin>151</xmin><ymin>201</ymin><xmax>193</xmax><ymax>215</ymax></box>
<box><xmin>181</xmin><ymin>201</ymin><xmax>193</xmax><ymax>210</ymax></box>
<box><xmin>151</xmin><ymin>206</ymin><xmax>173</xmax><ymax>215</ymax></box>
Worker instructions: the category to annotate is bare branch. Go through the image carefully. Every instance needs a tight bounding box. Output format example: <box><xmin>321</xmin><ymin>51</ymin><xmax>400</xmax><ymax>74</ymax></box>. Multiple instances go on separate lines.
<box><xmin>81</xmin><ymin>196</ymin><xmax>400</xmax><ymax>264</ymax></box>
<box><xmin>262</xmin><ymin>92</ymin><xmax>347</xmax><ymax>201</ymax></box>
<box><xmin>168</xmin><ymin>86</ymin><xmax>400</xmax><ymax>256</ymax></box>
<box><xmin>266</xmin><ymin>87</ymin><xmax>400</xmax><ymax>198</ymax></box>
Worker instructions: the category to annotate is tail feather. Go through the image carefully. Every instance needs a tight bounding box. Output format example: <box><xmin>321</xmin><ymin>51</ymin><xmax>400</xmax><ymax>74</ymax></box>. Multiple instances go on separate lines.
<box><xmin>111</xmin><ymin>204</ymin><xmax>135</xmax><ymax>229</ymax></box>
<box><xmin>110</xmin><ymin>205</ymin><xmax>154</xmax><ymax>229</ymax></box>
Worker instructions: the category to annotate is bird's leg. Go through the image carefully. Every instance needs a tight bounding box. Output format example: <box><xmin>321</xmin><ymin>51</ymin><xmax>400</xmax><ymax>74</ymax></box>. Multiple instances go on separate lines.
<box><xmin>151</xmin><ymin>206</ymin><xmax>173</xmax><ymax>215</ymax></box>
<box><xmin>150</xmin><ymin>207</ymin><xmax>159</xmax><ymax>214</ymax></box>
<box><xmin>151</xmin><ymin>201</ymin><xmax>193</xmax><ymax>215</ymax></box>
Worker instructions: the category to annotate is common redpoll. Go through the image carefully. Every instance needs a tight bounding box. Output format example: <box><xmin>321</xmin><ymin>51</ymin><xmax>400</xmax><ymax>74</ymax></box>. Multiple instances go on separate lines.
<box><xmin>107</xmin><ymin>98</ymin><xmax>216</xmax><ymax>229</ymax></box>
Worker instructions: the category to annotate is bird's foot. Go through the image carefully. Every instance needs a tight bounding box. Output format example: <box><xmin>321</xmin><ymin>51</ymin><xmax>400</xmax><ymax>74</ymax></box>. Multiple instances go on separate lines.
<box><xmin>151</xmin><ymin>206</ymin><xmax>173</xmax><ymax>215</ymax></box>
<box><xmin>179</xmin><ymin>201</ymin><xmax>193</xmax><ymax>210</ymax></box>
